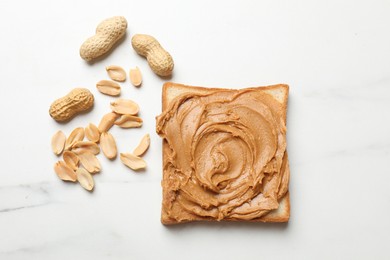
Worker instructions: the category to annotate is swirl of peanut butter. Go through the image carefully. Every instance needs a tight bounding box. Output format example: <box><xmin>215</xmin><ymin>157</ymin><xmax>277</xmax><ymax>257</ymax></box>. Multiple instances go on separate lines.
<box><xmin>156</xmin><ymin>87</ymin><xmax>289</xmax><ymax>222</ymax></box>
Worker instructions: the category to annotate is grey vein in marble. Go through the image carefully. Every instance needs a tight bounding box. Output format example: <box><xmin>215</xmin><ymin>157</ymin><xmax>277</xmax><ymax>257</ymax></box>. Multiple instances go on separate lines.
<box><xmin>0</xmin><ymin>182</ymin><xmax>51</xmax><ymax>213</ymax></box>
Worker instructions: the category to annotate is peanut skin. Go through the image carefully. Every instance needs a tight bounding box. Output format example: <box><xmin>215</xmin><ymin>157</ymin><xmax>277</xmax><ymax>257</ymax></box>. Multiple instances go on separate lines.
<box><xmin>80</xmin><ymin>16</ymin><xmax>127</xmax><ymax>61</ymax></box>
<box><xmin>131</xmin><ymin>34</ymin><xmax>174</xmax><ymax>77</ymax></box>
<box><xmin>49</xmin><ymin>88</ymin><xmax>94</xmax><ymax>122</ymax></box>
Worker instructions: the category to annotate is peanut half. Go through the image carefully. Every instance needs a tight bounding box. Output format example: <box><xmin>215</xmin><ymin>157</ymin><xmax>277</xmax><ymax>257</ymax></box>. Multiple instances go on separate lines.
<box><xmin>133</xmin><ymin>134</ymin><xmax>150</xmax><ymax>157</ymax></box>
<box><xmin>80</xmin><ymin>16</ymin><xmax>127</xmax><ymax>62</ymax></box>
<box><xmin>120</xmin><ymin>153</ymin><xmax>146</xmax><ymax>171</ymax></box>
<box><xmin>65</xmin><ymin>127</ymin><xmax>85</xmax><ymax>150</ymax></box>
<box><xmin>72</xmin><ymin>141</ymin><xmax>100</xmax><ymax>155</ymax></box>
<box><xmin>129</xmin><ymin>67</ymin><xmax>142</xmax><ymax>87</ymax></box>
<box><xmin>106</xmin><ymin>65</ymin><xmax>126</xmax><ymax>82</ymax></box>
<box><xmin>131</xmin><ymin>34</ymin><xmax>174</xmax><ymax>76</ymax></box>
<box><xmin>96</xmin><ymin>80</ymin><xmax>121</xmax><ymax>96</ymax></box>
<box><xmin>49</xmin><ymin>88</ymin><xmax>94</xmax><ymax>122</ymax></box>
<box><xmin>77</xmin><ymin>150</ymin><xmax>101</xmax><ymax>174</ymax></box>
<box><xmin>51</xmin><ymin>130</ymin><xmax>66</xmax><ymax>155</ymax></box>
<box><xmin>76</xmin><ymin>168</ymin><xmax>95</xmax><ymax>191</ymax></box>
<box><xmin>85</xmin><ymin>123</ymin><xmax>100</xmax><ymax>143</ymax></box>
<box><xmin>98</xmin><ymin>112</ymin><xmax>120</xmax><ymax>133</ymax></box>
<box><xmin>63</xmin><ymin>151</ymin><xmax>79</xmax><ymax>171</ymax></box>
<box><xmin>54</xmin><ymin>161</ymin><xmax>77</xmax><ymax>182</ymax></box>
<box><xmin>115</xmin><ymin>115</ymin><xmax>143</xmax><ymax>128</ymax></box>
<box><xmin>110</xmin><ymin>99</ymin><xmax>139</xmax><ymax>115</ymax></box>
<box><xmin>100</xmin><ymin>132</ymin><xmax>117</xmax><ymax>160</ymax></box>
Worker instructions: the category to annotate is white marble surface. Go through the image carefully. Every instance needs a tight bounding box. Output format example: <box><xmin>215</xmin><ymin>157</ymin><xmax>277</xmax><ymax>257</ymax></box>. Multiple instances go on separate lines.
<box><xmin>0</xmin><ymin>0</ymin><xmax>389</xmax><ymax>259</ymax></box>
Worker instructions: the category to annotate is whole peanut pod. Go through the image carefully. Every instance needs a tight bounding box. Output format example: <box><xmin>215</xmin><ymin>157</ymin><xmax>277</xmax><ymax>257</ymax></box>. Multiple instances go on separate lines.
<box><xmin>49</xmin><ymin>88</ymin><xmax>94</xmax><ymax>122</ymax></box>
<box><xmin>80</xmin><ymin>16</ymin><xmax>127</xmax><ymax>61</ymax></box>
<box><xmin>131</xmin><ymin>34</ymin><xmax>174</xmax><ymax>77</ymax></box>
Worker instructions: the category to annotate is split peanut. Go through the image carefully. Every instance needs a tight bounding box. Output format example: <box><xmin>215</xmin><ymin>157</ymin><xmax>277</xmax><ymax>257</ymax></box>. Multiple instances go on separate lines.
<box><xmin>120</xmin><ymin>153</ymin><xmax>147</xmax><ymax>170</ymax></box>
<box><xmin>100</xmin><ymin>132</ymin><xmax>117</xmax><ymax>159</ymax></box>
<box><xmin>110</xmin><ymin>99</ymin><xmax>139</xmax><ymax>115</ymax></box>
<box><xmin>96</xmin><ymin>80</ymin><xmax>121</xmax><ymax>96</ymax></box>
<box><xmin>98</xmin><ymin>112</ymin><xmax>120</xmax><ymax>133</ymax></box>
<box><xmin>76</xmin><ymin>168</ymin><xmax>95</xmax><ymax>191</ymax></box>
<box><xmin>77</xmin><ymin>150</ymin><xmax>101</xmax><ymax>174</ymax></box>
<box><xmin>54</xmin><ymin>161</ymin><xmax>77</xmax><ymax>182</ymax></box>
<box><xmin>85</xmin><ymin>123</ymin><xmax>100</xmax><ymax>143</ymax></box>
<box><xmin>129</xmin><ymin>67</ymin><xmax>142</xmax><ymax>87</ymax></box>
<box><xmin>65</xmin><ymin>127</ymin><xmax>85</xmax><ymax>150</ymax></box>
<box><xmin>133</xmin><ymin>134</ymin><xmax>150</xmax><ymax>156</ymax></box>
<box><xmin>115</xmin><ymin>115</ymin><xmax>143</xmax><ymax>128</ymax></box>
<box><xmin>63</xmin><ymin>151</ymin><xmax>79</xmax><ymax>171</ymax></box>
<box><xmin>72</xmin><ymin>141</ymin><xmax>100</xmax><ymax>155</ymax></box>
<box><xmin>51</xmin><ymin>130</ymin><xmax>66</xmax><ymax>155</ymax></box>
<box><xmin>106</xmin><ymin>65</ymin><xmax>126</xmax><ymax>82</ymax></box>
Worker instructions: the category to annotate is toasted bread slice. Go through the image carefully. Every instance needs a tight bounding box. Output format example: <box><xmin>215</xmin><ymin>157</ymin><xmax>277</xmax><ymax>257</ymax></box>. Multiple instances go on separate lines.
<box><xmin>160</xmin><ymin>82</ymin><xmax>290</xmax><ymax>224</ymax></box>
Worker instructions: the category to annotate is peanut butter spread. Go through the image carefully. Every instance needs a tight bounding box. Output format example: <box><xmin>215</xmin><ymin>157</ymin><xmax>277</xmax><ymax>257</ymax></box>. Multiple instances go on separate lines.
<box><xmin>156</xmin><ymin>87</ymin><xmax>289</xmax><ymax>223</ymax></box>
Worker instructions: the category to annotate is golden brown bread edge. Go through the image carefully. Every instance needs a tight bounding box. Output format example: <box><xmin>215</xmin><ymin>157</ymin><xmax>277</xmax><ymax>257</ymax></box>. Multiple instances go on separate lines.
<box><xmin>161</xmin><ymin>82</ymin><xmax>290</xmax><ymax>224</ymax></box>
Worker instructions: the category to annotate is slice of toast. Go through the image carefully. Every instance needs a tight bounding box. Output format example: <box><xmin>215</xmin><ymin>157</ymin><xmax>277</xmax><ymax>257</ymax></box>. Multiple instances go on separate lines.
<box><xmin>158</xmin><ymin>82</ymin><xmax>290</xmax><ymax>224</ymax></box>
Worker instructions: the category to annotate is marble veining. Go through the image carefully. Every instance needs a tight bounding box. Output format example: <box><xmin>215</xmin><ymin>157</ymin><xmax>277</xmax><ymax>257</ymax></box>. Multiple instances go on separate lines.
<box><xmin>1</xmin><ymin>0</ymin><xmax>390</xmax><ymax>259</ymax></box>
